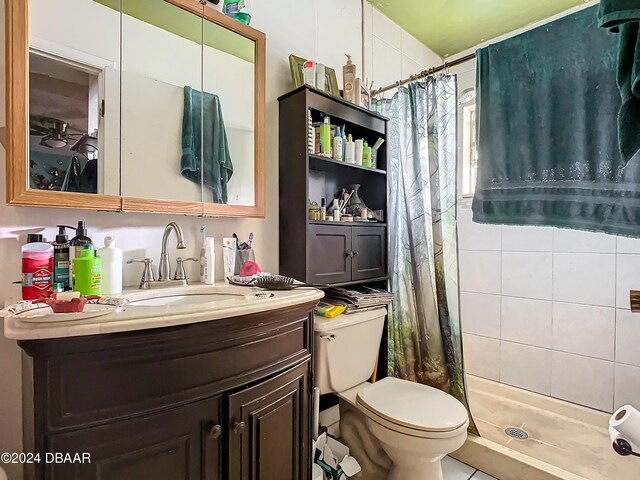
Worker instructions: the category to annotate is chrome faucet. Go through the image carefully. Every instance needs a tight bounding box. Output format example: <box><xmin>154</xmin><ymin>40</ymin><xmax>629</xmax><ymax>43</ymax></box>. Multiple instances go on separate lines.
<box><xmin>158</xmin><ymin>222</ymin><xmax>186</xmax><ymax>281</ymax></box>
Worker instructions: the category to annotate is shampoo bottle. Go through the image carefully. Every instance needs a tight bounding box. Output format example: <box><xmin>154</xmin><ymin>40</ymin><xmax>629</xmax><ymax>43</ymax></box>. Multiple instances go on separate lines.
<box><xmin>343</xmin><ymin>54</ymin><xmax>356</xmax><ymax>103</ymax></box>
<box><xmin>320</xmin><ymin>116</ymin><xmax>331</xmax><ymax>157</ymax></box>
<box><xmin>333</xmin><ymin>134</ymin><xmax>343</xmax><ymax>161</ymax></box>
<box><xmin>68</xmin><ymin>221</ymin><xmax>92</xmax><ymax>289</ymax></box>
<box><xmin>362</xmin><ymin>141</ymin><xmax>372</xmax><ymax>167</ymax></box>
<box><xmin>354</xmin><ymin>139</ymin><xmax>364</xmax><ymax>166</ymax></box>
<box><xmin>97</xmin><ymin>237</ymin><xmax>122</xmax><ymax>295</ymax></box>
<box><xmin>52</xmin><ymin>226</ymin><xmax>70</xmax><ymax>290</ymax></box>
<box><xmin>73</xmin><ymin>245</ymin><xmax>102</xmax><ymax>296</ymax></box>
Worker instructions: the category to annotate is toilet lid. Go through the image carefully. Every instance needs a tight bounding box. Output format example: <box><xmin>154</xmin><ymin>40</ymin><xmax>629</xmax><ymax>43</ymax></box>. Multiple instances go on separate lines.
<box><xmin>356</xmin><ymin>377</ymin><xmax>468</xmax><ymax>433</ymax></box>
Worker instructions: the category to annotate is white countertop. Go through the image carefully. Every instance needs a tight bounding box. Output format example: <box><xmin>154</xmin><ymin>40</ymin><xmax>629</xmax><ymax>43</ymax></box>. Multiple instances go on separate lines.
<box><xmin>3</xmin><ymin>283</ymin><xmax>324</xmax><ymax>341</ymax></box>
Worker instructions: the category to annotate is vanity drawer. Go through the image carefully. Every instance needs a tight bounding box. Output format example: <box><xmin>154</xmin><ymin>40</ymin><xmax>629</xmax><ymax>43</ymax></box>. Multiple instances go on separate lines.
<box><xmin>33</xmin><ymin>308</ymin><xmax>313</xmax><ymax>432</ymax></box>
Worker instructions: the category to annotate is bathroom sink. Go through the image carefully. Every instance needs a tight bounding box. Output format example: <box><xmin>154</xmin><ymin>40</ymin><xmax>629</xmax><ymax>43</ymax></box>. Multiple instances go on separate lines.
<box><xmin>129</xmin><ymin>293</ymin><xmax>245</xmax><ymax>307</ymax></box>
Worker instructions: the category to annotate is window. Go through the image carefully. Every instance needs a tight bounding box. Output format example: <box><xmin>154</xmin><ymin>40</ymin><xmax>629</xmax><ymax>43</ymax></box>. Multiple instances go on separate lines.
<box><xmin>461</xmin><ymin>104</ymin><xmax>477</xmax><ymax>196</ymax></box>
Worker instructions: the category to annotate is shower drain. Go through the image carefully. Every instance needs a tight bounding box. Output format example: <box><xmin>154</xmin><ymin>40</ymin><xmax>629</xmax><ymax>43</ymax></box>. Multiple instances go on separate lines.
<box><xmin>504</xmin><ymin>427</ymin><xmax>529</xmax><ymax>440</ymax></box>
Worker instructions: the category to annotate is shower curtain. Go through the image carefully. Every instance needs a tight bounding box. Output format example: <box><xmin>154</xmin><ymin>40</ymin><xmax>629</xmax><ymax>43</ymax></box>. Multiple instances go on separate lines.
<box><xmin>381</xmin><ymin>76</ymin><xmax>478</xmax><ymax>434</ymax></box>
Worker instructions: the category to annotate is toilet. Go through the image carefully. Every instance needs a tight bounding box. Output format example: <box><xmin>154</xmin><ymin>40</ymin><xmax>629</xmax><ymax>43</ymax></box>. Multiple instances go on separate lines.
<box><xmin>314</xmin><ymin>308</ymin><xmax>469</xmax><ymax>480</ymax></box>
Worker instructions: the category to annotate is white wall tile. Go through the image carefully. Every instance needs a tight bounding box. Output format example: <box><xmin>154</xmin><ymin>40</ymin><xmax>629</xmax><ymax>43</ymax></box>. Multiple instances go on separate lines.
<box><xmin>464</xmin><ymin>334</ymin><xmax>500</xmax><ymax>381</ymax></box>
<box><xmin>617</xmin><ymin>236</ymin><xmax>640</xmax><ymax>254</ymax></box>
<box><xmin>459</xmin><ymin>251</ymin><xmax>501</xmax><ymax>295</ymax></box>
<box><xmin>616</xmin><ymin>254</ymin><xmax>640</xmax><ymax>309</ymax></box>
<box><xmin>616</xmin><ymin>309</ymin><xmax>640</xmax><ymax>367</ymax></box>
<box><xmin>461</xmin><ymin>292</ymin><xmax>501</xmax><ymax>338</ymax></box>
<box><xmin>442</xmin><ymin>456</ymin><xmax>476</xmax><ymax>479</ymax></box>
<box><xmin>400</xmin><ymin>29</ymin><xmax>441</xmax><ymax>68</ymax></box>
<box><xmin>615</xmin><ymin>363</ymin><xmax>640</xmax><ymax>409</ymax></box>
<box><xmin>501</xmin><ymin>297</ymin><xmax>552</xmax><ymax>348</ymax></box>
<box><xmin>553</xmin><ymin>229</ymin><xmax>616</xmax><ymax>254</ymax></box>
<box><xmin>553</xmin><ymin>254</ymin><xmax>616</xmax><ymax>307</ymax></box>
<box><xmin>502</xmin><ymin>226</ymin><xmax>553</xmax><ymax>252</ymax></box>
<box><xmin>500</xmin><ymin>342</ymin><xmax>552</xmax><ymax>395</ymax></box>
<box><xmin>372</xmin><ymin>6</ymin><xmax>401</xmax><ymax>50</ymax></box>
<box><xmin>552</xmin><ymin>303</ymin><xmax>615</xmax><ymax>360</ymax></box>
<box><xmin>502</xmin><ymin>252</ymin><xmax>552</xmax><ymax>300</ymax></box>
<box><xmin>551</xmin><ymin>351</ymin><xmax>614</xmax><ymax>412</ymax></box>
<box><xmin>458</xmin><ymin>208</ymin><xmax>501</xmax><ymax>251</ymax></box>
<box><xmin>371</xmin><ymin>36</ymin><xmax>401</xmax><ymax>93</ymax></box>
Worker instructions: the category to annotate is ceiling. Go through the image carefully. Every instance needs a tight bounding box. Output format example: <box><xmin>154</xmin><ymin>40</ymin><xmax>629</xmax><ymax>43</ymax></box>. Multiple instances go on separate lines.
<box><xmin>368</xmin><ymin>0</ymin><xmax>588</xmax><ymax>57</ymax></box>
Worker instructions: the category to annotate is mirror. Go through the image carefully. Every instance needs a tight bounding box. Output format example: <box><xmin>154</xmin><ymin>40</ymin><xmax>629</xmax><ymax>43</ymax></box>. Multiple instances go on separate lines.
<box><xmin>6</xmin><ymin>0</ymin><xmax>265</xmax><ymax>217</ymax></box>
<box><xmin>19</xmin><ymin>0</ymin><xmax>121</xmax><ymax>209</ymax></box>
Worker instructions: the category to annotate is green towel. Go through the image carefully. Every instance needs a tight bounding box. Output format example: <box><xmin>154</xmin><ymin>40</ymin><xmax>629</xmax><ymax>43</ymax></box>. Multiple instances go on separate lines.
<box><xmin>181</xmin><ymin>86</ymin><xmax>234</xmax><ymax>204</ymax></box>
<box><xmin>472</xmin><ymin>6</ymin><xmax>640</xmax><ymax>237</ymax></box>
<box><xmin>599</xmin><ymin>0</ymin><xmax>640</xmax><ymax>163</ymax></box>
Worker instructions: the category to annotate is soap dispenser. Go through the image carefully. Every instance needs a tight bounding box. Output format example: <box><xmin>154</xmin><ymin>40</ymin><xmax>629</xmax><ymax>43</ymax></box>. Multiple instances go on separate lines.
<box><xmin>343</xmin><ymin>54</ymin><xmax>356</xmax><ymax>103</ymax></box>
<box><xmin>52</xmin><ymin>226</ymin><xmax>70</xmax><ymax>290</ymax></box>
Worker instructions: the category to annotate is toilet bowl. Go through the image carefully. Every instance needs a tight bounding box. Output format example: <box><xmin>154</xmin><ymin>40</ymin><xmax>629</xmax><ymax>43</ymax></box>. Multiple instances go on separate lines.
<box><xmin>314</xmin><ymin>309</ymin><xmax>469</xmax><ymax>480</ymax></box>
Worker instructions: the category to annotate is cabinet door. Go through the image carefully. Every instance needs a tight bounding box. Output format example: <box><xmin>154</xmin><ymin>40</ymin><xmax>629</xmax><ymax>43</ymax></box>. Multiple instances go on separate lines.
<box><xmin>352</xmin><ymin>226</ymin><xmax>387</xmax><ymax>281</ymax></box>
<box><xmin>308</xmin><ymin>224</ymin><xmax>351</xmax><ymax>284</ymax></box>
<box><xmin>228</xmin><ymin>361</ymin><xmax>310</xmax><ymax>480</ymax></box>
<box><xmin>48</xmin><ymin>396</ymin><xmax>222</xmax><ymax>480</ymax></box>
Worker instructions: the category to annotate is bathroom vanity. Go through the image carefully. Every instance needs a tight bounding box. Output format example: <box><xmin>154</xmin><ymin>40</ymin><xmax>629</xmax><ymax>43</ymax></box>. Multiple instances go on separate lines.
<box><xmin>5</xmin><ymin>286</ymin><xmax>323</xmax><ymax>480</ymax></box>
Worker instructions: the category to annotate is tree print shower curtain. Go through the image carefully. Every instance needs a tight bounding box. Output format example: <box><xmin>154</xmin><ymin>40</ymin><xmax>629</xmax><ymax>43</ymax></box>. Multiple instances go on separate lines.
<box><xmin>382</xmin><ymin>75</ymin><xmax>478</xmax><ymax>435</ymax></box>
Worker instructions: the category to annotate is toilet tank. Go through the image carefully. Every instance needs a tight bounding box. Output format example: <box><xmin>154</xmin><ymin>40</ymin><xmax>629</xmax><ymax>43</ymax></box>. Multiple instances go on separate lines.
<box><xmin>314</xmin><ymin>308</ymin><xmax>387</xmax><ymax>394</ymax></box>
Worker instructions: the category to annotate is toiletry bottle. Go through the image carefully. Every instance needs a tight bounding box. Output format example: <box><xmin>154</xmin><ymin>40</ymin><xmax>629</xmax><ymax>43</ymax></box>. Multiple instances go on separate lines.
<box><xmin>333</xmin><ymin>199</ymin><xmax>341</xmax><ymax>221</ymax></box>
<box><xmin>22</xmin><ymin>242</ymin><xmax>54</xmax><ymax>300</ymax></box>
<box><xmin>343</xmin><ymin>54</ymin><xmax>356</xmax><ymax>103</ymax></box>
<box><xmin>68</xmin><ymin>221</ymin><xmax>92</xmax><ymax>289</ymax></box>
<box><xmin>97</xmin><ymin>237</ymin><xmax>122</xmax><ymax>295</ymax></box>
<box><xmin>303</xmin><ymin>60</ymin><xmax>316</xmax><ymax>88</ymax></box>
<box><xmin>203</xmin><ymin>237</ymin><xmax>215</xmax><ymax>285</ymax></box>
<box><xmin>354</xmin><ymin>139</ymin><xmax>364</xmax><ymax>166</ymax></box>
<box><xmin>345</xmin><ymin>135</ymin><xmax>355</xmax><ymax>164</ymax></box>
<box><xmin>362</xmin><ymin>141</ymin><xmax>372</xmax><ymax>167</ymax></box>
<box><xmin>333</xmin><ymin>134</ymin><xmax>343</xmax><ymax>161</ymax></box>
<box><xmin>52</xmin><ymin>226</ymin><xmax>70</xmax><ymax>290</ymax></box>
<box><xmin>320</xmin><ymin>116</ymin><xmax>331</xmax><ymax>157</ymax></box>
<box><xmin>73</xmin><ymin>245</ymin><xmax>102</xmax><ymax>296</ymax></box>
<box><xmin>316</xmin><ymin>63</ymin><xmax>326</xmax><ymax>91</ymax></box>
<box><xmin>320</xmin><ymin>198</ymin><xmax>327</xmax><ymax>221</ymax></box>
<box><xmin>199</xmin><ymin>226</ymin><xmax>208</xmax><ymax>283</ymax></box>
<box><xmin>222</xmin><ymin>238</ymin><xmax>237</xmax><ymax>283</ymax></box>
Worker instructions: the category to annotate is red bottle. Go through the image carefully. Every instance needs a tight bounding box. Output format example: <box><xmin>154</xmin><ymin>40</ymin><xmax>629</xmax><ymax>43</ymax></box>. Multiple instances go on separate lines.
<box><xmin>22</xmin><ymin>242</ymin><xmax>54</xmax><ymax>301</ymax></box>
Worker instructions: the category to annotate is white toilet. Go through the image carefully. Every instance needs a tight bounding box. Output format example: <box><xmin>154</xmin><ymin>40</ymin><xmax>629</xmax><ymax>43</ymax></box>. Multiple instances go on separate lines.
<box><xmin>314</xmin><ymin>308</ymin><xmax>469</xmax><ymax>480</ymax></box>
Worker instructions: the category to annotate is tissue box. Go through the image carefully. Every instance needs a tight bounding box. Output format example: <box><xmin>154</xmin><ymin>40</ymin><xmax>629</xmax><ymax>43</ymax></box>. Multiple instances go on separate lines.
<box><xmin>313</xmin><ymin>433</ymin><xmax>361</xmax><ymax>480</ymax></box>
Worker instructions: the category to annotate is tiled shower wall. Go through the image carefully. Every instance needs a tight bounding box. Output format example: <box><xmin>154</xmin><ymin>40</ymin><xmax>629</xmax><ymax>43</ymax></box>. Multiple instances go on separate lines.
<box><xmin>458</xmin><ymin>209</ymin><xmax>640</xmax><ymax>413</ymax></box>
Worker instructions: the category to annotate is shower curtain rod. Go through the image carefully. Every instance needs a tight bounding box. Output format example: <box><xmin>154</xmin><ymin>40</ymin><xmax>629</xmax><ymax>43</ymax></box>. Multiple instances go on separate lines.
<box><xmin>371</xmin><ymin>52</ymin><xmax>477</xmax><ymax>96</ymax></box>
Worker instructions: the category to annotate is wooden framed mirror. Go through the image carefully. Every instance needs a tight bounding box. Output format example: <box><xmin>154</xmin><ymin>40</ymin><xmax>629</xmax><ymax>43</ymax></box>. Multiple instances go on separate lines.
<box><xmin>5</xmin><ymin>0</ymin><xmax>266</xmax><ymax>217</ymax></box>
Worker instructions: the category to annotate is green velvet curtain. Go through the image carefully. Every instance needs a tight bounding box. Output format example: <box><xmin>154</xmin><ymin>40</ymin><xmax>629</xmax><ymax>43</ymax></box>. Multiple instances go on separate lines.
<box><xmin>381</xmin><ymin>76</ymin><xmax>478</xmax><ymax>435</ymax></box>
<box><xmin>473</xmin><ymin>6</ymin><xmax>640</xmax><ymax>237</ymax></box>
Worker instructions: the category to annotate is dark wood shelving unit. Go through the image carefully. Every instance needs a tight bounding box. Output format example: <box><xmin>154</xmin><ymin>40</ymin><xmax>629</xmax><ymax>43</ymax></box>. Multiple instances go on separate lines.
<box><xmin>278</xmin><ymin>85</ymin><xmax>390</xmax><ymax>380</ymax></box>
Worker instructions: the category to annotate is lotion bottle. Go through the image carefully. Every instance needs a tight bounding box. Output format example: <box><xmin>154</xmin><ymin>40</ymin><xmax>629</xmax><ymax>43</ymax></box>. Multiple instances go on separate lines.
<box><xmin>320</xmin><ymin>116</ymin><xmax>331</xmax><ymax>157</ymax></box>
<box><xmin>354</xmin><ymin>139</ymin><xmax>364</xmax><ymax>166</ymax></box>
<box><xmin>343</xmin><ymin>54</ymin><xmax>356</xmax><ymax>103</ymax></box>
<box><xmin>345</xmin><ymin>134</ymin><xmax>355</xmax><ymax>164</ymax></box>
<box><xmin>97</xmin><ymin>236</ymin><xmax>122</xmax><ymax>295</ymax></box>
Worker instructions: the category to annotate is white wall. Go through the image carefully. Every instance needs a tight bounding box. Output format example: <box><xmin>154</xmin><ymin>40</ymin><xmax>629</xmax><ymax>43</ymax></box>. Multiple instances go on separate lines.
<box><xmin>455</xmin><ymin>1</ymin><xmax>640</xmax><ymax>415</ymax></box>
<box><xmin>0</xmin><ymin>1</ymin><xmax>440</xmax><ymax>477</ymax></box>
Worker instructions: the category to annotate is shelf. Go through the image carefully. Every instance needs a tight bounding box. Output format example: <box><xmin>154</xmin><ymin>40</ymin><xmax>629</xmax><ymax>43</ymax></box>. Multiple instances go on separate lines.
<box><xmin>308</xmin><ymin>154</ymin><xmax>387</xmax><ymax>175</ymax></box>
<box><xmin>309</xmin><ymin>220</ymin><xmax>386</xmax><ymax>228</ymax></box>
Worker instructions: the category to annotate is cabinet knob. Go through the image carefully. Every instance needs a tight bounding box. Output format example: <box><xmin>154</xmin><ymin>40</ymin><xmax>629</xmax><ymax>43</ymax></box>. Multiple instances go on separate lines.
<box><xmin>352</xmin><ymin>251</ymin><xmax>359</xmax><ymax>256</ymax></box>
<box><xmin>208</xmin><ymin>424</ymin><xmax>222</xmax><ymax>440</ymax></box>
<box><xmin>233</xmin><ymin>420</ymin><xmax>246</xmax><ymax>434</ymax></box>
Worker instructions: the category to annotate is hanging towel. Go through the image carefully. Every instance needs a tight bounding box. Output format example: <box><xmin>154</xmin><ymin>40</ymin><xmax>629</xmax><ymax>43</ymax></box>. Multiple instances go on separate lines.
<box><xmin>472</xmin><ymin>6</ymin><xmax>640</xmax><ymax>237</ymax></box>
<box><xmin>181</xmin><ymin>86</ymin><xmax>234</xmax><ymax>204</ymax></box>
<box><xmin>599</xmin><ymin>0</ymin><xmax>640</xmax><ymax>164</ymax></box>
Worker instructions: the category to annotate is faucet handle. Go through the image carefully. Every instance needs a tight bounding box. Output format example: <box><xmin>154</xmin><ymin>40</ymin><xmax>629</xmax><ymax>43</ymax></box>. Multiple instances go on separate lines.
<box><xmin>174</xmin><ymin>257</ymin><xmax>198</xmax><ymax>282</ymax></box>
<box><xmin>127</xmin><ymin>258</ymin><xmax>155</xmax><ymax>289</ymax></box>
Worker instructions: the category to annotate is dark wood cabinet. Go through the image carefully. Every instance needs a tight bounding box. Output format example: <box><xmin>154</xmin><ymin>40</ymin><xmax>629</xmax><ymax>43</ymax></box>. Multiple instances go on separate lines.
<box><xmin>308</xmin><ymin>224</ymin><xmax>386</xmax><ymax>284</ymax></box>
<box><xmin>19</xmin><ymin>302</ymin><xmax>317</xmax><ymax>480</ymax></box>
<box><xmin>308</xmin><ymin>224</ymin><xmax>352</xmax><ymax>284</ymax></box>
<box><xmin>278</xmin><ymin>86</ymin><xmax>388</xmax><ymax>287</ymax></box>
<box><xmin>228</xmin><ymin>361</ymin><xmax>310</xmax><ymax>480</ymax></box>
<box><xmin>48</xmin><ymin>397</ymin><xmax>222</xmax><ymax>480</ymax></box>
<box><xmin>352</xmin><ymin>226</ymin><xmax>386</xmax><ymax>281</ymax></box>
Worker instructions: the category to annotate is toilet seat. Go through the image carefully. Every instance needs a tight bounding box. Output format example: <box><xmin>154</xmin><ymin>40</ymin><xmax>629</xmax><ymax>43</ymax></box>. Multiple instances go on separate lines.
<box><xmin>356</xmin><ymin>377</ymin><xmax>469</xmax><ymax>438</ymax></box>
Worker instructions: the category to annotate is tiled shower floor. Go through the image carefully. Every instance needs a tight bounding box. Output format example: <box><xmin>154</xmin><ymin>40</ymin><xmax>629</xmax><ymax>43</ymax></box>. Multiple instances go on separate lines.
<box><xmin>443</xmin><ymin>456</ymin><xmax>497</xmax><ymax>479</ymax></box>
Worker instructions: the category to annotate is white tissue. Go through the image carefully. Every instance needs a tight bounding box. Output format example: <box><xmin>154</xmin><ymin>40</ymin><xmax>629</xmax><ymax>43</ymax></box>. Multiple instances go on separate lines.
<box><xmin>610</xmin><ymin>405</ymin><xmax>640</xmax><ymax>447</ymax></box>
